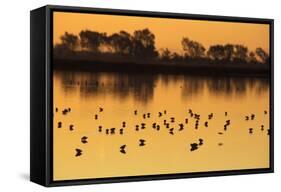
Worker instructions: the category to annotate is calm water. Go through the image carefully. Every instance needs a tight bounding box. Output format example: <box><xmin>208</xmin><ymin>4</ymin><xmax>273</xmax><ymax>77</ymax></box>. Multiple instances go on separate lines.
<box><xmin>53</xmin><ymin>70</ymin><xmax>270</xmax><ymax>181</ymax></box>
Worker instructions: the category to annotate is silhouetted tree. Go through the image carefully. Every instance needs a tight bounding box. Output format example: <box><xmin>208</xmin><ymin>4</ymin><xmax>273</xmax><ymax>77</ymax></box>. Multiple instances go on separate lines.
<box><xmin>248</xmin><ymin>51</ymin><xmax>258</xmax><ymax>63</ymax></box>
<box><xmin>207</xmin><ymin>45</ymin><xmax>225</xmax><ymax>60</ymax></box>
<box><xmin>60</xmin><ymin>32</ymin><xmax>79</xmax><ymax>51</ymax></box>
<box><xmin>79</xmin><ymin>30</ymin><xmax>107</xmax><ymax>52</ymax></box>
<box><xmin>160</xmin><ymin>48</ymin><xmax>172</xmax><ymax>61</ymax></box>
<box><xmin>224</xmin><ymin>44</ymin><xmax>235</xmax><ymax>61</ymax></box>
<box><xmin>108</xmin><ymin>31</ymin><xmax>133</xmax><ymax>55</ymax></box>
<box><xmin>233</xmin><ymin>45</ymin><xmax>248</xmax><ymax>62</ymax></box>
<box><xmin>181</xmin><ymin>38</ymin><xmax>205</xmax><ymax>58</ymax></box>
<box><xmin>255</xmin><ymin>47</ymin><xmax>269</xmax><ymax>64</ymax></box>
<box><xmin>132</xmin><ymin>28</ymin><xmax>158</xmax><ymax>58</ymax></box>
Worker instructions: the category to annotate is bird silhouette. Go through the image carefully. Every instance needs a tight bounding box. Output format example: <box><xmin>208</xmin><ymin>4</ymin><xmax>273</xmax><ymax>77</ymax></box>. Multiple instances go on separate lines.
<box><xmin>169</xmin><ymin>128</ymin><xmax>174</xmax><ymax>135</ymax></box>
<box><xmin>139</xmin><ymin>139</ymin><xmax>146</xmax><ymax>146</ymax></box>
<box><xmin>69</xmin><ymin>124</ymin><xmax>74</xmax><ymax>131</ymax></box>
<box><xmin>164</xmin><ymin>110</ymin><xmax>167</xmax><ymax>114</ymax></box>
<box><xmin>190</xmin><ymin>143</ymin><xmax>198</xmax><ymax>151</ymax></box>
<box><xmin>158</xmin><ymin>112</ymin><xmax>162</xmax><ymax>117</ymax></box>
<box><xmin>171</xmin><ymin>117</ymin><xmax>175</xmax><ymax>123</ymax></box>
<box><xmin>99</xmin><ymin>107</ymin><xmax>103</xmax><ymax>112</ymax></box>
<box><xmin>179</xmin><ymin>123</ymin><xmax>184</xmax><ymax>131</ymax></box>
<box><xmin>185</xmin><ymin>118</ymin><xmax>188</xmax><ymax>124</ymax></box>
<box><xmin>198</xmin><ymin>138</ymin><xmax>203</xmax><ymax>145</ymax></box>
<box><xmin>204</xmin><ymin>121</ymin><xmax>208</xmax><ymax>127</ymax></box>
<box><xmin>264</xmin><ymin>110</ymin><xmax>268</xmax><ymax>115</ymax></box>
<box><xmin>218</xmin><ymin>132</ymin><xmax>223</xmax><ymax>135</ymax></box>
<box><xmin>245</xmin><ymin>116</ymin><xmax>249</xmax><ymax>121</ymax></box>
<box><xmin>225</xmin><ymin>112</ymin><xmax>228</xmax><ymax>116</ymax></box>
<box><xmin>218</xmin><ymin>143</ymin><xmax>223</xmax><ymax>146</ymax></box>
<box><xmin>75</xmin><ymin>148</ymin><xmax>82</xmax><ymax>157</ymax></box>
<box><xmin>55</xmin><ymin>107</ymin><xmax>58</xmax><ymax>112</ymax></box>
<box><xmin>81</xmin><ymin>136</ymin><xmax>88</xmax><ymax>144</ymax></box>
<box><xmin>261</xmin><ymin>125</ymin><xmax>264</xmax><ymax>131</ymax></box>
<box><xmin>134</xmin><ymin>110</ymin><xmax>137</xmax><ymax>115</ymax></box>
<box><xmin>251</xmin><ymin>114</ymin><xmax>255</xmax><ymax>120</ymax></box>
<box><xmin>135</xmin><ymin>125</ymin><xmax>139</xmax><ymax>131</ymax></box>
<box><xmin>58</xmin><ymin>122</ymin><xmax>62</xmax><ymax>128</ymax></box>
<box><xmin>106</xmin><ymin>129</ymin><xmax>109</xmax><ymax>135</ymax></box>
<box><xmin>267</xmin><ymin>129</ymin><xmax>271</xmax><ymax>135</ymax></box>
<box><xmin>156</xmin><ymin>125</ymin><xmax>160</xmax><ymax>131</ymax></box>
<box><xmin>110</xmin><ymin>128</ymin><xmax>116</xmax><ymax>135</ymax></box>
<box><xmin>120</xmin><ymin>145</ymin><xmax>126</xmax><ymax>154</ymax></box>
<box><xmin>94</xmin><ymin>114</ymin><xmax>98</xmax><ymax>119</ymax></box>
<box><xmin>249</xmin><ymin>128</ymin><xmax>253</xmax><ymax>134</ymax></box>
<box><xmin>98</xmin><ymin>126</ymin><xmax>102</xmax><ymax>132</ymax></box>
<box><xmin>119</xmin><ymin>128</ymin><xmax>124</xmax><ymax>135</ymax></box>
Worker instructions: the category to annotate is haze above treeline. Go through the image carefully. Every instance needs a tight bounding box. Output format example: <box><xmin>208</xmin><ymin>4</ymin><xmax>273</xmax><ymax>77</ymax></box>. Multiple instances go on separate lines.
<box><xmin>54</xmin><ymin>28</ymin><xmax>269</xmax><ymax>65</ymax></box>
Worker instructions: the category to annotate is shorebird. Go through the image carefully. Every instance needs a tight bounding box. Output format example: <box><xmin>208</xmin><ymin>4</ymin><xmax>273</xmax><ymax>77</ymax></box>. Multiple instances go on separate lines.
<box><xmin>81</xmin><ymin>136</ymin><xmax>88</xmax><ymax>144</ymax></box>
<box><xmin>190</xmin><ymin>143</ymin><xmax>198</xmax><ymax>151</ymax></box>
<box><xmin>120</xmin><ymin>145</ymin><xmax>126</xmax><ymax>154</ymax></box>
<box><xmin>139</xmin><ymin>139</ymin><xmax>146</xmax><ymax>146</ymax></box>
<box><xmin>198</xmin><ymin>138</ymin><xmax>203</xmax><ymax>146</ymax></box>
<box><xmin>204</xmin><ymin>121</ymin><xmax>208</xmax><ymax>127</ymax></box>
<box><xmin>249</xmin><ymin>128</ymin><xmax>253</xmax><ymax>134</ymax></box>
<box><xmin>57</xmin><ymin>122</ymin><xmax>62</xmax><ymax>128</ymax></box>
<box><xmin>99</xmin><ymin>107</ymin><xmax>103</xmax><ymax>112</ymax></box>
<box><xmin>98</xmin><ymin>126</ymin><xmax>102</xmax><ymax>132</ymax></box>
<box><xmin>75</xmin><ymin>148</ymin><xmax>82</xmax><ymax>157</ymax></box>
<box><xmin>69</xmin><ymin>124</ymin><xmax>74</xmax><ymax>131</ymax></box>
<box><xmin>94</xmin><ymin>114</ymin><xmax>98</xmax><ymax>119</ymax></box>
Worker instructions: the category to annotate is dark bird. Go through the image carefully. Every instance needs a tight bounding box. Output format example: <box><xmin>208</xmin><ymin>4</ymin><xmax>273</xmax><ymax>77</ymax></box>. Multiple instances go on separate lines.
<box><xmin>62</xmin><ymin>109</ymin><xmax>68</xmax><ymax>115</ymax></box>
<box><xmin>179</xmin><ymin>123</ymin><xmax>184</xmax><ymax>131</ymax></box>
<box><xmin>185</xmin><ymin>118</ymin><xmax>188</xmax><ymax>124</ymax></box>
<box><xmin>264</xmin><ymin>110</ymin><xmax>268</xmax><ymax>115</ymax></box>
<box><xmin>249</xmin><ymin>128</ymin><xmax>253</xmax><ymax>134</ymax></box>
<box><xmin>164</xmin><ymin>110</ymin><xmax>167</xmax><ymax>114</ymax></box>
<box><xmin>225</xmin><ymin>112</ymin><xmax>228</xmax><ymax>116</ymax></box>
<box><xmin>106</xmin><ymin>129</ymin><xmax>109</xmax><ymax>135</ymax></box>
<box><xmin>156</xmin><ymin>125</ymin><xmax>160</xmax><ymax>131</ymax></box>
<box><xmin>171</xmin><ymin>117</ymin><xmax>175</xmax><ymax>123</ymax></box>
<box><xmin>141</xmin><ymin>123</ymin><xmax>146</xmax><ymax>129</ymax></box>
<box><xmin>99</xmin><ymin>107</ymin><xmax>103</xmax><ymax>112</ymax></box>
<box><xmin>81</xmin><ymin>136</ymin><xmax>88</xmax><ymax>144</ymax></box>
<box><xmin>204</xmin><ymin>121</ymin><xmax>208</xmax><ymax>127</ymax></box>
<box><xmin>190</xmin><ymin>112</ymin><xmax>194</xmax><ymax>117</ymax></box>
<box><xmin>94</xmin><ymin>114</ymin><xmax>98</xmax><ymax>119</ymax></box>
<box><xmin>152</xmin><ymin>123</ymin><xmax>156</xmax><ymax>128</ymax></box>
<box><xmin>110</xmin><ymin>128</ymin><xmax>116</xmax><ymax>134</ymax></box>
<box><xmin>68</xmin><ymin>108</ymin><xmax>71</xmax><ymax>112</ymax></box>
<box><xmin>135</xmin><ymin>125</ymin><xmax>139</xmax><ymax>131</ymax></box>
<box><xmin>120</xmin><ymin>145</ymin><xmax>126</xmax><ymax>154</ymax></box>
<box><xmin>98</xmin><ymin>126</ymin><xmax>102</xmax><ymax>132</ymax></box>
<box><xmin>55</xmin><ymin>107</ymin><xmax>58</xmax><ymax>112</ymax></box>
<box><xmin>218</xmin><ymin>132</ymin><xmax>223</xmax><ymax>135</ymax></box>
<box><xmin>134</xmin><ymin>110</ymin><xmax>137</xmax><ymax>115</ymax></box>
<box><xmin>69</xmin><ymin>124</ymin><xmax>74</xmax><ymax>131</ymax></box>
<box><xmin>251</xmin><ymin>114</ymin><xmax>255</xmax><ymax>120</ymax></box>
<box><xmin>190</xmin><ymin>143</ymin><xmax>198</xmax><ymax>151</ymax></box>
<box><xmin>226</xmin><ymin>120</ymin><xmax>230</xmax><ymax>125</ymax></box>
<box><xmin>166</xmin><ymin>123</ymin><xmax>170</xmax><ymax>128</ymax></box>
<box><xmin>261</xmin><ymin>125</ymin><xmax>264</xmax><ymax>131</ymax></box>
<box><xmin>208</xmin><ymin>113</ymin><xmax>213</xmax><ymax>120</ymax></box>
<box><xmin>143</xmin><ymin>114</ymin><xmax>146</xmax><ymax>119</ymax></box>
<box><xmin>198</xmin><ymin>138</ymin><xmax>203</xmax><ymax>146</ymax></box>
<box><xmin>163</xmin><ymin>119</ymin><xmax>167</xmax><ymax>125</ymax></box>
<box><xmin>119</xmin><ymin>128</ymin><xmax>124</xmax><ymax>135</ymax></box>
<box><xmin>245</xmin><ymin>116</ymin><xmax>249</xmax><ymax>121</ymax></box>
<box><xmin>218</xmin><ymin>143</ymin><xmax>223</xmax><ymax>146</ymax></box>
<box><xmin>139</xmin><ymin>139</ymin><xmax>146</xmax><ymax>146</ymax></box>
<box><xmin>224</xmin><ymin>124</ymin><xmax>227</xmax><ymax>131</ymax></box>
<box><xmin>158</xmin><ymin>112</ymin><xmax>162</xmax><ymax>117</ymax></box>
<box><xmin>267</xmin><ymin>129</ymin><xmax>271</xmax><ymax>135</ymax></box>
<box><xmin>147</xmin><ymin>113</ymin><xmax>151</xmax><ymax>118</ymax></box>
<box><xmin>75</xmin><ymin>148</ymin><xmax>82</xmax><ymax>157</ymax></box>
<box><xmin>188</xmin><ymin>109</ymin><xmax>192</xmax><ymax>114</ymax></box>
<box><xmin>58</xmin><ymin>122</ymin><xmax>62</xmax><ymax>128</ymax></box>
<box><xmin>169</xmin><ymin>128</ymin><xmax>174</xmax><ymax>135</ymax></box>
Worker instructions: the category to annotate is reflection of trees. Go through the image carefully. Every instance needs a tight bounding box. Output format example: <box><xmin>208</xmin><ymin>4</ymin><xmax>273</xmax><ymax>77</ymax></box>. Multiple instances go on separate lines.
<box><xmin>55</xmin><ymin>71</ymin><xmax>269</xmax><ymax>103</ymax></box>
<box><xmin>56</xmin><ymin>71</ymin><xmax>158</xmax><ymax>104</ymax></box>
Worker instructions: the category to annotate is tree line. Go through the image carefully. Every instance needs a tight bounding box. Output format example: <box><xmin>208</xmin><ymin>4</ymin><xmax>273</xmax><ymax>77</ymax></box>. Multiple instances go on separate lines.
<box><xmin>54</xmin><ymin>28</ymin><xmax>269</xmax><ymax>65</ymax></box>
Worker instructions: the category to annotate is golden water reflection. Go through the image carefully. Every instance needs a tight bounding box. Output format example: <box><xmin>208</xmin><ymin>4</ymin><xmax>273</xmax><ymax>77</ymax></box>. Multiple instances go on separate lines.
<box><xmin>53</xmin><ymin>70</ymin><xmax>270</xmax><ymax>181</ymax></box>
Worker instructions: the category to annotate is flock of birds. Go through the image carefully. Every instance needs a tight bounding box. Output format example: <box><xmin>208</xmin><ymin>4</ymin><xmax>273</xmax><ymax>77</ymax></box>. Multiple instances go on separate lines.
<box><xmin>54</xmin><ymin>107</ymin><xmax>270</xmax><ymax>157</ymax></box>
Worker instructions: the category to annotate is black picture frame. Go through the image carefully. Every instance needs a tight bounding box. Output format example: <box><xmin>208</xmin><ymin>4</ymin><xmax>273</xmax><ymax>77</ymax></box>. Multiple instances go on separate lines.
<box><xmin>30</xmin><ymin>4</ymin><xmax>274</xmax><ymax>187</ymax></box>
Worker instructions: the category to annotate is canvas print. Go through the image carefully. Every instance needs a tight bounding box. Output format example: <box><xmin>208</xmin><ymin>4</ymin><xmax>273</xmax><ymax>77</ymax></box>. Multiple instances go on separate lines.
<box><xmin>52</xmin><ymin>11</ymin><xmax>270</xmax><ymax>181</ymax></box>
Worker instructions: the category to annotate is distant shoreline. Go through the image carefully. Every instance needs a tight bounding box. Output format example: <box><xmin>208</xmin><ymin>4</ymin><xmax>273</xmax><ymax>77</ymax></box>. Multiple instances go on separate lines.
<box><xmin>53</xmin><ymin>58</ymin><xmax>270</xmax><ymax>78</ymax></box>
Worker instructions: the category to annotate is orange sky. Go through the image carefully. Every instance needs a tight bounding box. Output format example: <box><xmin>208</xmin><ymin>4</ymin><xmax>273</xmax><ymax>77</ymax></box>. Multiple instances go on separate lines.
<box><xmin>53</xmin><ymin>12</ymin><xmax>270</xmax><ymax>54</ymax></box>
